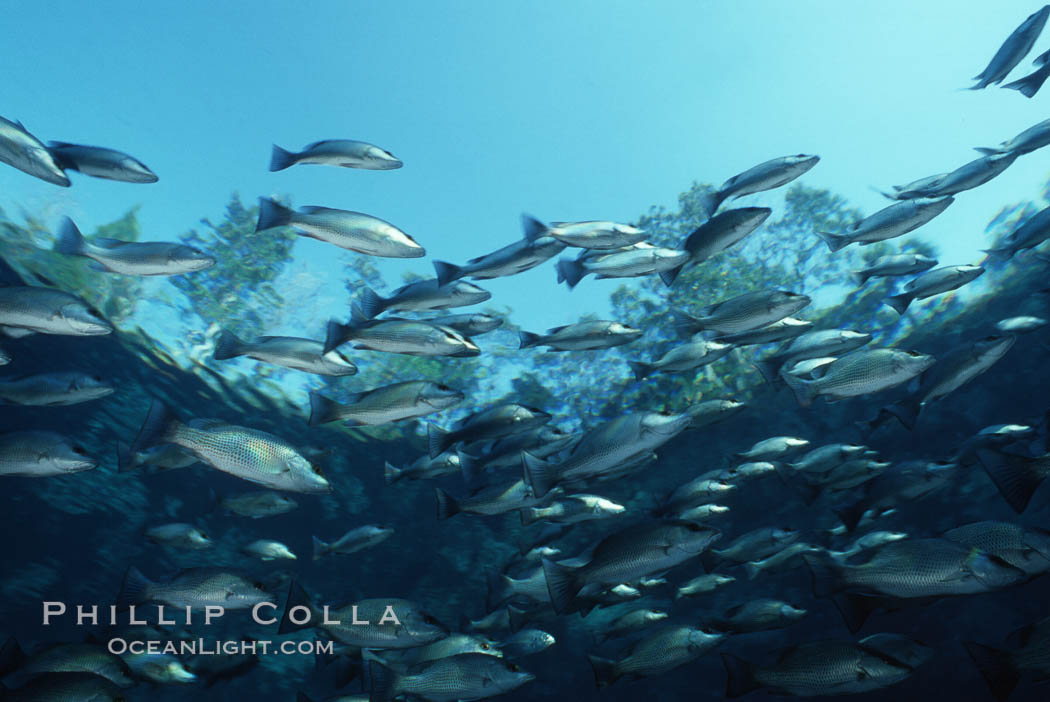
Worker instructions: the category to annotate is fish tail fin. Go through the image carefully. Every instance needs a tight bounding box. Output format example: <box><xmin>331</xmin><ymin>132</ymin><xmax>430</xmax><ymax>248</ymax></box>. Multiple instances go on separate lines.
<box><xmin>743</xmin><ymin>561</ymin><xmax>762</xmax><ymax>581</ymax></box>
<box><xmin>518</xmin><ymin>331</ymin><xmax>542</xmax><ymax>349</ymax></box>
<box><xmin>671</xmin><ymin>310</ymin><xmax>702</xmax><ymax>337</ymax></box>
<box><xmin>0</xmin><ymin>637</ymin><xmax>25</xmax><ymax>678</ymax></box>
<box><xmin>507</xmin><ymin>605</ymin><xmax>529</xmax><ymax>632</ymax></box>
<box><xmin>851</xmin><ymin>270</ymin><xmax>871</xmax><ymax>286</ymax></box>
<box><xmin>835</xmin><ymin>501</ymin><xmax>868</xmax><ymax>533</ymax></box>
<box><xmin>832</xmin><ymin>593</ymin><xmax>878</xmax><ymax>634</ymax></box>
<box><xmin>322</xmin><ymin>320</ymin><xmax>350</xmax><ymax>355</ymax></box>
<box><xmin>457</xmin><ymin>450</ymin><xmax>481</xmax><ymax>486</ymax></box>
<box><xmin>311</xmin><ymin>536</ymin><xmax>328</xmax><ymax>561</ymax></box>
<box><xmin>1002</xmin><ymin>74</ymin><xmax>1042</xmax><ymax>98</ymax></box>
<box><xmin>781</xmin><ymin>372</ymin><xmax>816</xmax><ymax>407</ymax></box>
<box><xmin>981</xmin><ymin>247</ymin><xmax>1012</xmax><ymax>264</ymax></box>
<box><xmin>116</xmin><ymin>441</ymin><xmax>137</xmax><ymax>473</ymax></box>
<box><xmin>973</xmin><ymin>146</ymin><xmax>1003</xmax><ymax>156</ymax></box>
<box><xmin>540</xmin><ymin>557</ymin><xmax>580</xmax><ymax>614</ymax></box>
<box><xmin>486</xmin><ymin>573</ymin><xmax>511</xmax><ymax>611</ymax></box>
<box><xmin>803</xmin><ymin>552</ymin><xmax>842</xmax><ymax>598</ymax></box>
<box><xmin>520</xmin><ymin>507</ymin><xmax>540</xmax><ymax>526</ymax></box>
<box><xmin>212</xmin><ymin>329</ymin><xmax>247</xmax><ymax>360</ymax></box>
<box><xmin>367</xmin><ymin>656</ymin><xmax>399</xmax><ymax>702</ymax></box>
<box><xmin>255</xmin><ymin>196</ymin><xmax>293</xmax><ymax>232</ymax></box>
<box><xmin>815</xmin><ymin>230</ymin><xmax>850</xmax><ymax>252</ymax></box>
<box><xmin>358</xmin><ymin>287</ymin><xmax>388</xmax><ymax>320</ymax></box>
<box><xmin>976</xmin><ymin>449</ymin><xmax>1047</xmax><ymax>513</ymax></box>
<box><xmin>753</xmin><ymin>358</ymin><xmax>784</xmax><ymax>387</ymax></box>
<box><xmin>521</xmin><ymin>451</ymin><xmax>558</xmax><ymax>498</ymax></box>
<box><xmin>131</xmin><ymin>401</ymin><xmax>181</xmax><ymax>452</ymax></box>
<box><xmin>521</xmin><ymin>213</ymin><xmax>548</xmax><ymax>242</ymax></box>
<box><xmin>721</xmin><ymin>653</ymin><xmax>760</xmax><ymax>698</ymax></box>
<box><xmin>278</xmin><ymin>581</ymin><xmax>318</xmax><ymax>634</ymax></box>
<box><xmin>884</xmin><ymin>293</ymin><xmax>913</xmax><ymax>315</ymax></box>
<box><xmin>434</xmin><ymin>488</ymin><xmax>461</xmax><ymax>520</ymax></box>
<box><xmin>433</xmin><ymin>260</ymin><xmax>464</xmax><ymax>287</ymax></box>
<box><xmin>963</xmin><ymin>641</ymin><xmax>1020</xmax><ymax>702</ymax></box>
<box><xmin>587</xmin><ymin>655</ymin><xmax>620</xmax><ymax>688</ymax></box>
<box><xmin>659</xmin><ymin>264</ymin><xmax>685</xmax><ymax>287</ymax></box>
<box><xmin>699</xmin><ymin>190</ymin><xmax>724</xmax><ymax>218</ymax></box>
<box><xmin>383</xmin><ymin>461</ymin><xmax>403</xmax><ymax>485</ymax></box>
<box><xmin>556</xmin><ymin>258</ymin><xmax>585</xmax><ymax>289</ymax></box>
<box><xmin>427</xmin><ymin>423</ymin><xmax>450</xmax><ymax>458</ymax></box>
<box><xmin>307</xmin><ymin>392</ymin><xmax>341</xmax><ymax>427</ymax></box>
<box><xmin>53</xmin><ymin>217</ymin><xmax>87</xmax><ymax>256</ymax></box>
<box><xmin>628</xmin><ymin>360</ymin><xmax>655</xmax><ymax>381</ymax></box>
<box><xmin>268</xmin><ymin>144</ymin><xmax>297</xmax><ymax>172</ymax></box>
<box><xmin>885</xmin><ymin>398</ymin><xmax>921</xmax><ymax>430</ymax></box>
<box><xmin>116</xmin><ymin>566</ymin><xmax>153</xmax><ymax>608</ymax></box>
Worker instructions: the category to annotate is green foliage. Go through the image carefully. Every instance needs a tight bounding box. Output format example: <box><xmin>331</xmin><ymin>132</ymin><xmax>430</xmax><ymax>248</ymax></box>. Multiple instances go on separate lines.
<box><xmin>173</xmin><ymin>194</ymin><xmax>296</xmax><ymax>337</ymax></box>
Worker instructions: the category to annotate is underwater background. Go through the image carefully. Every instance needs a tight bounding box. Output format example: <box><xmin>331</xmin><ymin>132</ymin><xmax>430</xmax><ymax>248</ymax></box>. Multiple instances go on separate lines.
<box><xmin>4</xmin><ymin>2</ymin><xmax>1050</xmax><ymax>701</ymax></box>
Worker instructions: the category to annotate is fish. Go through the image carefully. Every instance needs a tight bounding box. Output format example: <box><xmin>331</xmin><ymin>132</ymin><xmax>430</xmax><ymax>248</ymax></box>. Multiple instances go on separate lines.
<box><xmin>700</xmin><ymin>155</ymin><xmax>820</xmax><ymax>216</ymax></box>
<box><xmin>976</xmin><ymin>117</ymin><xmax>1050</xmax><ymax>155</ymax></box>
<box><xmin>596</xmin><ymin>612</ymin><xmax>673</xmax><ymax>645</ymax></box>
<box><xmin>985</xmin><ymin>205</ymin><xmax>1050</xmax><ymax>260</ymax></box>
<box><xmin>828</xmin><ymin>531</ymin><xmax>910</xmax><ymax>560</ymax></box>
<box><xmin>256</xmin><ymin>197</ymin><xmax>424</xmax><ymax>258</ymax></box>
<box><xmin>436</xmin><ymin>479</ymin><xmax>552</xmax><ymax>519</ymax></box>
<box><xmin>685</xmin><ymin>398</ymin><xmax>747</xmax><ymax>429</ymax></box>
<box><xmin>0</xmin><ymin>343</ymin><xmax>9</xmax><ymax>365</ymax></box>
<box><xmin>219</xmin><ymin>490</ymin><xmax>298</xmax><ymax>518</ymax></box>
<box><xmin>711</xmin><ymin>317</ymin><xmax>813</xmax><ymax>346</ymax></box>
<box><xmin>123</xmin><ymin>651</ymin><xmax>196</xmax><ymax>683</ymax></box>
<box><xmin>753</xmin><ymin>329</ymin><xmax>873</xmax><ymax>385</ymax></box>
<box><xmin>663</xmin><ymin>477</ymin><xmax>737</xmax><ymax>511</ymax></box>
<box><xmin>673</xmin><ymin>289</ymin><xmax>811</xmax><ymax>336</ymax></box>
<box><xmin>883</xmin><ymin>173</ymin><xmax>949</xmax><ymax>200</ymax></box>
<box><xmin>370</xmin><ymin>633</ymin><xmax>503</xmax><ymax>675</ymax></box>
<box><xmin>367</xmin><ymin>652</ymin><xmax>534</xmax><ymax>702</ymax></box>
<box><xmin>851</xmin><ymin>253</ymin><xmax>939</xmax><ymax>285</ymax></box>
<box><xmin>213</xmin><ymin>330</ymin><xmax>357</xmax><ymax>375</ymax></box>
<box><xmin>975</xmin><ymin>447</ymin><xmax>1050</xmax><ymax>513</ymax></box>
<box><xmin>712</xmin><ymin>526</ymin><xmax>800</xmax><ymax>563</ymax></box>
<box><xmin>463</xmin><ymin>428</ymin><xmax>577</xmax><ymax>479</ymax></box>
<box><xmin>0</xmin><ymin>372</ymin><xmax>114</xmax><ymax>406</ymax></box>
<box><xmin>676</xmin><ymin>503</ymin><xmax>731</xmax><ymax>522</ymax></box>
<box><xmin>540</xmin><ymin>521</ymin><xmax>720</xmax><ymax>613</ymax></box>
<box><xmin>833</xmin><ymin>460</ymin><xmax>956</xmax><ymax>531</ymax></box>
<box><xmin>131</xmin><ymin>400</ymin><xmax>331</xmax><ymax>493</ymax></box>
<box><xmin>359</xmin><ymin>280</ymin><xmax>491</xmax><ymax>318</ymax></box>
<box><xmin>675</xmin><ymin>573</ymin><xmax>735</xmax><ymax>598</ymax></box>
<box><xmin>518</xmin><ymin>320</ymin><xmax>643</xmax><ymax>351</ymax></box>
<box><xmin>721</xmin><ymin>635</ymin><xmax>932</xmax><ymax>698</ymax></box>
<box><xmin>0</xmin><ymin>431</ymin><xmax>95</xmax><ymax>477</ymax></box>
<box><xmin>385</xmin><ymin>450</ymin><xmax>469</xmax><ymax>484</ymax></box>
<box><xmin>628</xmin><ymin>338</ymin><xmax>733</xmax><ymax>380</ymax></box>
<box><xmin>816</xmin><ymin>197</ymin><xmax>953</xmax><ymax>252</ymax></box>
<box><xmin>269</xmin><ymin>139</ymin><xmax>402</xmax><ymax>171</ymax></box>
<box><xmin>996</xmin><ymin>316</ymin><xmax>1047</xmax><ymax>333</ymax></box>
<box><xmin>117</xmin><ymin>566</ymin><xmax>270</xmax><ymax>609</ymax></box>
<box><xmin>47</xmin><ymin>141</ymin><xmax>158</xmax><ymax>182</ymax></box>
<box><xmin>932</xmin><ymin>153</ymin><xmax>1018</xmax><ymax>197</ymax></box>
<box><xmin>965</xmin><ymin>616</ymin><xmax>1050</xmax><ymax>702</ymax></box>
<box><xmin>522</xmin><ymin>411</ymin><xmax>691</xmax><ymax>497</ymax></box>
<box><xmin>53</xmin><ymin>217</ymin><xmax>215</xmax><ymax>275</ymax></box>
<box><xmin>308</xmin><ymin>381</ymin><xmax>464</xmax><ymax>427</ymax></box>
<box><xmin>743</xmin><ymin>542</ymin><xmax>825</xmax><ymax>580</ymax></box>
<box><xmin>665</xmin><ymin>207</ymin><xmax>772</xmax><ymax>284</ymax></box>
<box><xmin>944</xmin><ymin>521</ymin><xmax>1050</xmax><ymax>576</ymax></box>
<box><xmin>420</xmin><ymin>312</ymin><xmax>503</xmax><ymax>336</ymax></box>
<box><xmin>520</xmin><ymin>494</ymin><xmax>626</xmax><ymax>525</ymax></box>
<box><xmin>433</xmin><ymin>215</ymin><xmax>566</xmax><ymax>285</ymax></box>
<box><xmin>323</xmin><ymin>306</ymin><xmax>479</xmax><ymax>356</ymax></box>
<box><xmin>588</xmin><ymin>625</ymin><xmax>725</xmax><ymax>687</ymax></box>
<box><xmin>11</xmin><ymin>642</ymin><xmax>134</xmax><ymax>687</ymax></box>
<box><xmin>117</xmin><ymin>441</ymin><xmax>198</xmax><ymax>473</ymax></box>
<box><xmin>884</xmin><ymin>336</ymin><xmax>1015</xmax><ymax>429</ymax></box>
<box><xmin>241</xmin><ymin>539</ymin><xmax>297</xmax><ymax>561</ymax></box>
<box><xmin>734</xmin><ymin>436</ymin><xmax>809</xmax><ymax>461</ymax></box>
<box><xmin>710</xmin><ymin>599</ymin><xmax>807</xmax><ymax>633</ymax></box>
<box><xmin>0</xmin><ymin>115</ymin><xmax>70</xmax><ymax>186</ymax></box>
<box><xmin>279</xmin><ymin>582</ymin><xmax>448</xmax><ymax>649</ymax></box>
<box><xmin>312</xmin><ymin>525</ymin><xmax>394</xmax><ymax>559</ymax></box>
<box><xmin>0</xmin><ymin>285</ymin><xmax>112</xmax><ymax>336</ymax></box>
<box><xmin>885</xmin><ymin>264</ymin><xmax>985</xmax><ymax>314</ymax></box>
<box><xmin>556</xmin><ymin>245</ymin><xmax>689</xmax><ymax>289</ymax></box>
<box><xmin>542</xmin><ymin>219</ymin><xmax>647</xmax><ymax>249</ymax></box>
<box><xmin>499</xmin><ymin>629</ymin><xmax>555</xmax><ymax>659</ymax></box>
<box><xmin>428</xmin><ymin>403</ymin><xmax>551</xmax><ymax>457</ymax></box>
<box><xmin>789</xmin><ymin>443</ymin><xmax>868</xmax><ymax>473</ymax></box>
<box><xmin>1003</xmin><ymin>60</ymin><xmax>1050</xmax><ymax>96</ymax></box>
<box><xmin>969</xmin><ymin>5</ymin><xmax>1050</xmax><ymax>89</ymax></box>
<box><xmin>782</xmin><ymin>348</ymin><xmax>935</xmax><ymax>406</ymax></box>
<box><xmin>953</xmin><ymin>423</ymin><xmax>1036</xmax><ymax>467</ymax></box>
<box><xmin>145</xmin><ymin>523</ymin><xmax>213</xmax><ymax>550</ymax></box>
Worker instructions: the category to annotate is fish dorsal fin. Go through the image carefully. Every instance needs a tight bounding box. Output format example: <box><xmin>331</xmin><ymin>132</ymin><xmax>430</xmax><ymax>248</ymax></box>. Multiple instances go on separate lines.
<box><xmin>297</xmin><ymin>205</ymin><xmax>333</xmax><ymax>215</ymax></box>
<box><xmin>93</xmin><ymin>237</ymin><xmax>129</xmax><ymax>248</ymax></box>
<box><xmin>47</xmin><ymin>140</ymin><xmax>76</xmax><ymax>149</ymax></box>
<box><xmin>186</xmin><ymin>418</ymin><xmax>229</xmax><ymax>431</ymax></box>
<box><xmin>467</xmin><ymin>254</ymin><xmax>488</xmax><ymax>264</ymax></box>
<box><xmin>545</xmin><ymin>325</ymin><xmax>570</xmax><ymax>335</ymax></box>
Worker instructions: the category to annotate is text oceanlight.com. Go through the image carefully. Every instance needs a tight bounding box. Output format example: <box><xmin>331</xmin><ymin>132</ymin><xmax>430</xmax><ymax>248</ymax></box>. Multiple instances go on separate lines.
<box><xmin>106</xmin><ymin>638</ymin><xmax>334</xmax><ymax>656</ymax></box>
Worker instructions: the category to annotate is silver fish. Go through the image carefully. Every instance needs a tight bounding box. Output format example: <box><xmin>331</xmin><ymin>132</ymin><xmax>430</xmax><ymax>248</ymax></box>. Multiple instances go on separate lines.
<box><xmin>313</xmin><ymin>525</ymin><xmax>393</xmax><ymax>559</ymax></box>
<box><xmin>544</xmin><ymin>219</ymin><xmax>646</xmax><ymax>249</ymax></box>
<box><xmin>588</xmin><ymin>626</ymin><xmax>725</xmax><ymax>687</ymax></box>
<box><xmin>710</xmin><ymin>599</ymin><xmax>807</xmax><ymax>633</ymax></box>
<box><xmin>817</xmin><ymin>197</ymin><xmax>953</xmax><ymax>252</ymax></box>
<box><xmin>782</xmin><ymin>348</ymin><xmax>935</xmax><ymax>406</ymax></box>
<box><xmin>595</xmin><ymin>608</ymin><xmax>668</xmax><ymax>643</ymax></box>
<box><xmin>789</xmin><ymin>443</ymin><xmax>868</xmax><ymax>474</ymax></box>
<box><xmin>713</xmin><ymin>527</ymin><xmax>799</xmax><ymax>563</ymax></box>
<box><xmin>629</xmin><ymin>338</ymin><xmax>733</xmax><ymax>380</ymax></box>
<box><xmin>1002</xmin><ymin>60</ymin><xmax>1050</xmax><ymax>97</ymax></box>
<box><xmin>674</xmin><ymin>289</ymin><xmax>810</xmax><ymax>335</ymax></box>
<box><xmin>885</xmin><ymin>264</ymin><xmax>985</xmax><ymax>314</ymax></box>
<box><xmin>256</xmin><ymin>197</ymin><xmax>423</xmax><ymax>258</ymax></box>
<box><xmin>0</xmin><ymin>115</ymin><xmax>69</xmax><ymax>186</ymax></box>
<box><xmin>743</xmin><ymin>542</ymin><xmax>824</xmax><ymax>580</ymax></box>
<box><xmin>518</xmin><ymin>320</ymin><xmax>642</xmax><ymax>351</ymax></box>
<box><xmin>132</xmin><ymin>401</ymin><xmax>330</xmax><ymax>493</ymax></box>
<box><xmin>16</xmin><ymin>643</ymin><xmax>134</xmax><ymax>687</ymax></box>
<box><xmin>117</xmin><ymin>566</ymin><xmax>270</xmax><ymax>609</ymax></box>
<box><xmin>324</xmin><ymin>306</ymin><xmax>479</xmax><ymax>356</ymax></box>
<box><xmin>48</xmin><ymin>141</ymin><xmax>157</xmax><ymax>182</ymax></box>
<box><xmin>520</xmin><ymin>494</ymin><xmax>626</xmax><ymax>525</ymax></box>
<box><xmin>308</xmin><ymin>381</ymin><xmax>464</xmax><ymax>427</ymax></box>
<box><xmin>0</xmin><ymin>286</ymin><xmax>112</xmax><ymax>336</ymax></box>
<box><xmin>965</xmin><ymin>616</ymin><xmax>1050</xmax><ymax>701</ymax></box>
<box><xmin>685</xmin><ymin>398</ymin><xmax>747</xmax><ymax>428</ymax></box>
<box><xmin>667</xmin><ymin>207</ymin><xmax>772</xmax><ymax>284</ymax></box>
<box><xmin>969</xmin><ymin>5</ymin><xmax>1050</xmax><ymax>89</ymax></box>
<box><xmin>436</xmin><ymin>479</ymin><xmax>552</xmax><ymax>519</ymax></box>
<box><xmin>360</xmin><ymin>280</ymin><xmax>490</xmax><ymax>317</ymax></box>
<box><xmin>433</xmin><ymin>215</ymin><xmax>566</xmax><ymax>285</ymax></box>
<box><xmin>220</xmin><ymin>490</ymin><xmax>298</xmax><ymax>518</ymax></box>
<box><xmin>675</xmin><ymin>573</ymin><xmax>735</xmax><ymax>598</ymax></box>
<box><xmin>367</xmin><ymin>652</ymin><xmax>533</xmax><ymax>702</ymax></box>
<box><xmin>754</xmin><ymin>329</ymin><xmax>872</xmax><ymax>385</ymax></box>
<box><xmin>269</xmin><ymin>139</ymin><xmax>402</xmax><ymax>171</ymax></box>
<box><xmin>241</xmin><ymin>539</ymin><xmax>297</xmax><ymax>561</ymax></box>
<box><xmin>420</xmin><ymin>312</ymin><xmax>503</xmax><ymax>336</ymax></box>
<box><xmin>985</xmin><ymin>205</ymin><xmax>1050</xmax><ymax>260</ymax></box>
<box><xmin>884</xmin><ymin>172</ymin><xmax>949</xmax><ymax>200</ymax></box>
<box><xmin>213</xmin><ymin>330</ymin><xmax>357</xmax><ymax>376</ymax></box>
<box><xmin>54</xmin><ymin>218</ymin><xmax>214</xmax><ymax>275</ymax></box>
<box><xmin>996</xmin><ymin>315</ymin><xmax>1047</xmax><ymax>333</ymax></box>
<box><xmin>0</xmin><ymin>431</ymin><xmax>95</xmax><ymax>476</ymax></box>
<box><xmin>499</xmin><ymin>629</ymin><xmax>555</xmax><ymax>659</ymax></box>
<box><xmin>385</xmin><ymin>450</ymin><xmax>466</xmax><ymax>484</ymax></box>
<box><xmin>556</xmin><ymin>246</ymin><xmax>689</xmax><ymax>289</ymax></box>
<box><xmin>734</xmin><ymin>436</ymin><xmax>809</xmax><ymax>461</ymax></box>
<box><xmin>701</xmin><ymin>155</ymin><xmax>820</xmax><ymax>215</ymax></box>
<box><xmin>428</xmin><ymin>403</ymin><xmax>551</xmax><ymax>457</ymax></box>
<box><xmin>945</xmin><ymin>522</ymin><xmax>1050</xmax><ymax>577</ymax></box>
<box><xmin>975</xmin><ymin>116</ymin><xmax>1050</xmax><ymax>155</ymax></box>
<box><xmin>123</xmin><ymin>651</ymin><xmax>196</xmax><ymax>684</ymax></box>
<box><xmin>712</xmin><ymin>316</ymin><xmax>812</xmax><ymax>346</ymax></box>
<box><xmin>0</xmin><ymin>371</ymin><xmax>113</xmax><ymax>406</ymax></box>
<box><xmin>851</xmin><ymin>253</ymin><xmax>938</xmax><ymax>285</ymax></box>
<box><xmin>145</xmin><ymin>523</ymin><xmax>213</xmax><ymax>550</ymax></box>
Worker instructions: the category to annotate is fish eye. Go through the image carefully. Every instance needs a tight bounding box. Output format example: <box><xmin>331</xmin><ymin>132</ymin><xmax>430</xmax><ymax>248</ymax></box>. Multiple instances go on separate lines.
<box><xmin>92</xmin><ymin>375</ymin><xmax>104</xmax><ymax>382</ymax></box>
<box><xmin>437</xmin><ymin>384</ymin><xmax>452</xmax><ymax>391</ymax></box>
<box><xmin>481</xmin><ymin>643</ymin><xmax>490</xmax><ymax>649</ymax></box>
<box><xmin>510</xmin><ymin>663</ymin><xmax>521</xmax><ymax>672</ymax></box>
<box><xmin>72</xmin><ymin>445</ymin><xmax>87</xmax><ymax>455</ymax></box>
<box><xmin>311</xmin><ymin>463</ymin><xmax>326</xmax><ymax>477</ymax></box>
<box><xmin>906</xmin><ymin>351</ymin><xmax>923</xmax><ymax>357</ymax></box>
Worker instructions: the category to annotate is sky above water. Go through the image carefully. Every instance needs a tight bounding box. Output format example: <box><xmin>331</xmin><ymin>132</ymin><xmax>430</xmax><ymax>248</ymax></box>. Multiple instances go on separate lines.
<box><xmin>3</xmin><ymin>0</ymin><xmax>1049</xmax><ymax>336</ymax></box>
